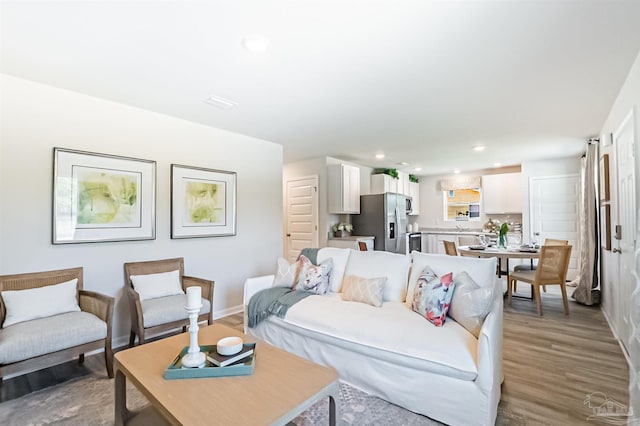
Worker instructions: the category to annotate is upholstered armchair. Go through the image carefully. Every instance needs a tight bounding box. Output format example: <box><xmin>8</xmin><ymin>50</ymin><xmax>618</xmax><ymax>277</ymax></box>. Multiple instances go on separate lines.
<box><xmin>0</xmin><ymin>267</ymin><xmax>114</xmax><ymax>382</ymax></box>
<box><xmin>124</xmin><ymin>257</ymin><xmax>214</xmax><ymax>347</ymax></box>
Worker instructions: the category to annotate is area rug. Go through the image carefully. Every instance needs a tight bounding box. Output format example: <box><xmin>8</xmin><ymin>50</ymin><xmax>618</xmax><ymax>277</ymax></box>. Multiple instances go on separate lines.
<box><xmin>0</xmin><ymin>373</ymin><xmax>441</xmax><ymax>425</ymax></box>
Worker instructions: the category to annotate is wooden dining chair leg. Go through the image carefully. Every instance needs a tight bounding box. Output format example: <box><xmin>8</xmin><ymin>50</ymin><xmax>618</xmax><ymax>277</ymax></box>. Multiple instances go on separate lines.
<box><xmin>507</xmin><ymin>277</ymin><xmax>514</xmax><ymax>305</ymax></box>
<box><xmin>560</xmin><ymin>283</ymin><xmax>570</xmax><ymax>315</ymax></box>
<box><xmin>533</xmin><ymin>284</ymin><xmax>543</xmax><ymax>315</ymax></box>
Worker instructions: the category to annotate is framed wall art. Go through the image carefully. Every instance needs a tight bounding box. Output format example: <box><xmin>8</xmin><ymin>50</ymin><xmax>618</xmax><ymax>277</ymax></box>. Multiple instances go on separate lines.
<box><xmin>599</xmin><ymin>154</ymin><xmax>610</xmax><ymax>202</ymax></box>
<box><xmin>171</xmin><ymin>164</ymin><xmax>237</xmax><ymax>238</ymax></box>
<box><xmin>53</xmin><ymin>148</ymin><xmax>156</xmax><ymax>244</ymax></box>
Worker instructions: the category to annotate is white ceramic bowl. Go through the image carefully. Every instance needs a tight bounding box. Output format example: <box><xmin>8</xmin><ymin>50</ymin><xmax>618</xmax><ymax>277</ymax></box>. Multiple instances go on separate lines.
<box><xmin>216</xmin><ymin>336</ymin><xmax>243</xmax><ymax>356</ymax></box>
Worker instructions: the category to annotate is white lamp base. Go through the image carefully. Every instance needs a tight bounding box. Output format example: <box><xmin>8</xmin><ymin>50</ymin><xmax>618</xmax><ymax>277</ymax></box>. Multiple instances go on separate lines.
<box><xmin>181</xmin><ymin>351</ymin><xmax>206</xmax><ymax>368</ymax></box>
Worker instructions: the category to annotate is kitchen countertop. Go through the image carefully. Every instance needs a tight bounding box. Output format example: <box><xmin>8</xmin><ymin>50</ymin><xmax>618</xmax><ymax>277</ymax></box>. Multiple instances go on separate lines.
<box><xmin>419</xmin><ymin>228</ymin><xmax>497</xmax><ymax>236</ymax></box>
<box><xmin>328</xmin><ymin>235</ymin><xmax>375</xmax><ymax>241</ymax></box>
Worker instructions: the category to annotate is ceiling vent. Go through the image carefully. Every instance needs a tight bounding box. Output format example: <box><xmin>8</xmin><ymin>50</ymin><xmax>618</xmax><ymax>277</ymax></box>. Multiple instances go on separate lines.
<box><xmin>203</xmin><ymin>95</ymin><xmax>237</xmax><ymax>110</ymax></box>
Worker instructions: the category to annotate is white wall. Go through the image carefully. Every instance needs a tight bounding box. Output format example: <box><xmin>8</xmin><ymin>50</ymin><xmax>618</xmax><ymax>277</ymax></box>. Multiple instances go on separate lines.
<box><xmin>0</xmin><ymin>75</ymin><xmax>284</xmax><ymax>345</ymax></box>
<box><xmin>598</xmin><ymin>50</ymin><xmax>640</xmax><ymax>417</ymax></box>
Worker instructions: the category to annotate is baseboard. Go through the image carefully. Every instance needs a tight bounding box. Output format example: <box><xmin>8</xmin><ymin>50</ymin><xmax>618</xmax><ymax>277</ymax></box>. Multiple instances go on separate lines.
<box><xmin>600</xmin><ymin>306</ymin><xmax>632</xmax><ymax>367</ymax></box>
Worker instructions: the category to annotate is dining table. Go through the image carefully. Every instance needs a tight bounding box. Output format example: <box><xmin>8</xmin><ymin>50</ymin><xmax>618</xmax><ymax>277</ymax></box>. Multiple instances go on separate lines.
<box><xmin>458</xmin><ymin>245</ymin><xmax>540</xmax><ymax>298</ymax></box>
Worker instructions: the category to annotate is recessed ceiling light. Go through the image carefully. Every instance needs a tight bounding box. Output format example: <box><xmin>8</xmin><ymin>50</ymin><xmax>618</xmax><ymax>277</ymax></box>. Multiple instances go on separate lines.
<box><xmin>375</xmin><ymin>153</ymin><xmax>385</xmax><ymax>159</ymax></box>
<box><xmin>414</xmin><ymin>167</ymin><xmax>422</xmax><ymax>172</ymax></box>
<box><xmin>453</xmin><ymin>169</ymin><xmax>461</xmax><ymax>174</ymax></box>
<box><xmin>473</xmin><ymin>146</ymin><xmax>485</xmax><ymax>152</ymax></box>
<box><xmin>203</xmin><ymin>95</ymin><xmax>237</xmax><ymax>109</ymax></box>
<box><xmin>397</xmin><ymin>161</ymin><xmax>409</xmax><ymax>166</ymax></box>
<box><xmin>242</xmin><ymin>35</ymin><xmax>270</xmax><ymax>52</ymax></box>
<box><xmin>493</xmin><ymin>162</ymin><xmax>501</xmax><ymax>167</ymax></box>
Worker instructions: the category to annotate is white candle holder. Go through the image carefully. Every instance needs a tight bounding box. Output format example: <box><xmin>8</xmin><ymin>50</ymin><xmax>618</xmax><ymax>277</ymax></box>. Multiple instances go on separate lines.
<box><xmin>181</xmin><ymin>304</ymin><xmax>206</xmax><ymax>368</ymax></box>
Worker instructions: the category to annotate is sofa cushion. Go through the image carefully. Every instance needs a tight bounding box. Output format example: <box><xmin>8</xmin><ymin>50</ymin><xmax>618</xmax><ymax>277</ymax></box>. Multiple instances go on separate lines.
<box><xmin>294</xmin><ymin>255</ymin><xmax>333</xmax><ymax>295</ymax></box>
<box><xmin>342</xmin><ymin>275</ymin><xmax>386</xmax><ymax>307</ymax></box>
<box><xmin>411</xmin><ymin>266</ymin><xmax>455</xmax><ymax>327</ymax></box>
<box><xmin>0</xmin><ymin>311</ymin><xmax>106</xmax><ymax>364</ymax></box>
<box><xmin>317</xmin><ymin>247</ymin><xmax>351</xmax><ymax>292</ymax></box>
<box><xmin>448</xmin><ymin>271</ymin><xmax>494</xmax><ymax>338</ymax></box>
<box><xmin>273</xmin><ymin>257</ymin><xmax>300</xmax><ymax>287</ymax></box>
<box><xmin>283</xmin><ymin>294</ymin><xmax>478</xmax><ymax>380</ymax></box>
<box><xmin>130</xmin><ymin>270</ymin><xmax>184</xmax><ymax>301</ymax></box>
<box><xmin>406</xmin><ymin>252</ymin><xmax>497</xmax><ymax>308</ymax></box>
<box><xmin>345</xmin><ymin>251</ymin><xmax>411</xmax><ymax>302</ymax></box>
<box><xmin>1</xmin><ymin>278</ymin><xmax>80</xmax><ymax>328</ymax></box>
<box><xmin>141</xmin><ymin>294</ymin><xmax>210</xmax><ymax>328</ymax></box>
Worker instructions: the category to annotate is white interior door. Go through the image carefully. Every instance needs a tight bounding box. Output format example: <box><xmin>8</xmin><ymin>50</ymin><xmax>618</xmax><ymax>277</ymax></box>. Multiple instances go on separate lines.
<box><xmin>614</xmin><ymin>110</ymin><xmax>636</xmax><ymax>354</ymax></box>
<box><xmin>285</xmin><ymin>176</ymin><xmax>319</xmax><ymax>263</ymax></box>
<box><xmin>530</xmin><ymin>174</ymin><xmax>581</xmax><ymax>279</ymax></box>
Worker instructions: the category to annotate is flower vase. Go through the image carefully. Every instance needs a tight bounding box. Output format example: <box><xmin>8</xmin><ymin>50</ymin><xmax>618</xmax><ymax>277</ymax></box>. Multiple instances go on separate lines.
<box><xmin>334</xmin><ymin>230</ymin><xmax>351</xmax><ymax>238</ymax></box>
<box><xmin>498</xmin><ymin>233</ymin><xmax>507</xmax><ymax>248</ymax></box>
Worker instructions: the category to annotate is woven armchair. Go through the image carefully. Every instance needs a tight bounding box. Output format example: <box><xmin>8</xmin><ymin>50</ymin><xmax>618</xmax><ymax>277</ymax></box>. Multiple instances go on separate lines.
<box><xmin>0</xmin><ymin>267</ymin><xmax>114</xmax><ymax>382</ymax></box>
<box><xmin>124</xmin><ymin>257</ymin><xmax>214</xmax><ymax>347</ymax></box>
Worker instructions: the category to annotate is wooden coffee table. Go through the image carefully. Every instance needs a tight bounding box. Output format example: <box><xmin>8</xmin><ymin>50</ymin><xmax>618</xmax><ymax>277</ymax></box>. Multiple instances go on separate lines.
<box><xmin>114</xmin><ymin>324</ymin><xmax>339</xmax><ymax>426</ymax></box>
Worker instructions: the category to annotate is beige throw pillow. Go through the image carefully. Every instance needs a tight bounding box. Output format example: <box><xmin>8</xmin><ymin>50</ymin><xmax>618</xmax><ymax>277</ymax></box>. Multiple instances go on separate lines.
<box><xmin>341</xmin><ymin>275</ymin><xmax>386</xmax><ymax>307</ymax></box>
<box><xmin>448</xmin><ymin>271</ymin><xmax>493</xmax><ymax>337</ymax></box>
<box><xmin>273</xmin><ymin>257</ymin><xmax>300</xmax><ymax>287</ymax></box>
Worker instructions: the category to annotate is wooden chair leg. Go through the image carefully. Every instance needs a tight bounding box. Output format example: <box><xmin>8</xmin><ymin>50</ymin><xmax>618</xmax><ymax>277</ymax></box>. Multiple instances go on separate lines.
<box><xmin>79</xmin><ymin>354</ymin><xmax>85</xmax><ymax>364</ymax></box>
<box><xmin>507</xmin><ymin>277</ymin><xmax>514</xmax><ymax>305</ymax></box>
<box><xmin>533</xmin><ymin>284</ymin><xmax>543</xmax><ymax>315</ymax></box>
<box><xmin>129</xmin><ymin>331</ymin><xmax>136</xmax><ymax>348</ymax></box>
<box><xmin>560</xmin><ymin>283</ymin><xmax>570</xmax><ymax>315</ymax></box>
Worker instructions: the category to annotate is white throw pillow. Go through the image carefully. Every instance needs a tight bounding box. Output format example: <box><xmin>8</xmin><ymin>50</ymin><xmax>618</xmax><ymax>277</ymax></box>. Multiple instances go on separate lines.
<box><xmin>344</xmin><ymin>250</ymin><xmax>411</xmax><ymax>302</ymax></box>
<box><xmin>448</xmin><ymin>271</ymin><xmax>493</xmax><ymax>338</ymax></box>
<box><xmin>2</xmin><ymin>278</ymin><xmax>80</xmax><ymax>328</ymax></box>
<box><xmin>317</xmin><ymin>247</ymin><xmax>351</xmax><ymax>292</ymax></box>
<box><xmin>342</xmin><ymin>275</ymin><xmax>386</xmax><ymax>307</ymax></box>
<box><xmin>130</xmin><ymin>270</ymin><xmax>184</xmax><ymax>301</ymax></box>
<box><xmin>273</xmin><ymin>257</ymin><xmax>300</xmax><ymax>287</ymax></box>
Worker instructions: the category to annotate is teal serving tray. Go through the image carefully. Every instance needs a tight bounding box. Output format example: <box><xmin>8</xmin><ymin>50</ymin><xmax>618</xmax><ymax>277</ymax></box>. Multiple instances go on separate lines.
<box><xmin>163</xmin><ymin>343</ymin><xmax>256</xmax><ymax>380</ymax></box>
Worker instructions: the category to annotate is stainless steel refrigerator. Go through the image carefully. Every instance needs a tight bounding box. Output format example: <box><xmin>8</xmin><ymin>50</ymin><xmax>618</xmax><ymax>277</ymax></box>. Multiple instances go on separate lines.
<box><xmin>351</xmin><ymin>193</ymin><xmax>408</xmax><ymax>253</ymax></box>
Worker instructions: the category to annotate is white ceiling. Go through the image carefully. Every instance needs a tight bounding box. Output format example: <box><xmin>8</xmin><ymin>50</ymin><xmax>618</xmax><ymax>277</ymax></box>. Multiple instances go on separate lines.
<box><xmin>2</xmin><ymin>1</ymin><xmax>640</xmax><ymax>176</ymax></box>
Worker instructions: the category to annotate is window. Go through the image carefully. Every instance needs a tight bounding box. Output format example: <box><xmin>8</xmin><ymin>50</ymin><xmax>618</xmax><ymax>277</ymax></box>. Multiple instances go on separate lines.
<box><xmin>443</xmin><ymin>188</ymin><xmax>481</xmax><ymax>221</ymax></box>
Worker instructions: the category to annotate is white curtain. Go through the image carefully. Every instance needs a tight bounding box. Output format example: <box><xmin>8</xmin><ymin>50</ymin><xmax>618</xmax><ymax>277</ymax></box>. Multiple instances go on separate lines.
<box><xmin>572</xmin><ymin>143</ymin><xmax>600</xmax><ymax>305</ymax></box>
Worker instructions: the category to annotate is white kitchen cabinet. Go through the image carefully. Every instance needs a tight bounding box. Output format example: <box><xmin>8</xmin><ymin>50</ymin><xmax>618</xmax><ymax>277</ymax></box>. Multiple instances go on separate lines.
<box><xmin>409</xmin><ymin>181</ymin><xmax>420</xmax><ymax>215</ymax></box>
<box><xmin>482</xmin><ymin>172</ymin><xmax>523</xmax><ymax>214</ymax></box>
<box><xmin>370</xmin><ymin>173</ymin><xmax>397</xmax><ymax>194</ymax></box>
<box><xmin>328</xmin><ymin>164</ymin><xmax>360</xmax><ymax>214</ymax></box>
<box><xmin>397</xmin><ymin>172</ymin><xmax>410</xmax><ymax>196</ymax></box>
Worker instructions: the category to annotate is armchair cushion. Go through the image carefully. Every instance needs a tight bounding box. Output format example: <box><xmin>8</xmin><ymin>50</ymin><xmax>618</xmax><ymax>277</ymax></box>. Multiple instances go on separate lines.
<box><xmin>130</xmin><ymin>270</ymin><xmax>184</xmax><ymax>301</ymax></box>
<box><xmin>141</xmin><ymin>294</ymin><xmax>210</xmax><ymax>328</ymax></box>
<box><xmin>0</xmin><ymin>311</ymin><xmax>106</xmax><ymax>364</ymax></box>
<box><xmin>1</xmin><ymin>278</ymin><xmax>80</xmax><ymax>328</ymax></box>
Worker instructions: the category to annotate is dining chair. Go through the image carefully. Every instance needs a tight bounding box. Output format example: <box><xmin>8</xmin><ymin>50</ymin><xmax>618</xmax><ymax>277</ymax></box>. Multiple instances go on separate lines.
<box><xmin>512</xmin><ymin>238</ymin><xmax>568</xmax><ymax>293</ymax></box>
<box><xmin>358</xmin><ymin>241</ymin><xmax>368</xmax><ymax>251</ymax></box>
<box><xmin>458</xmin><ymin>235</ymin><xmax>481</xmax><ymax>246</ymax></box>
<box><xmin>507</xmin><ymin>245</ymin><xmax>572</xmax><ymax>315</ymax></box>
<box><xmin>443</xmin><ymin>240</ymin><xmax>458</xmax><ymax>256</ymax></box>
<box><xmin>124</xmin><ymin>257</ymin><xmax>214</xmax><ymax>346</ymax></box>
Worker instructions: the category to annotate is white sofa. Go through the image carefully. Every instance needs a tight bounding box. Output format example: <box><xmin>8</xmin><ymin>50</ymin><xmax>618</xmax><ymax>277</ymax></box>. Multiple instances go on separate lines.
<box><xmin>243</xmin><ymin>249</ymin><xmax>502</xmax><ymax>426</ymax></box>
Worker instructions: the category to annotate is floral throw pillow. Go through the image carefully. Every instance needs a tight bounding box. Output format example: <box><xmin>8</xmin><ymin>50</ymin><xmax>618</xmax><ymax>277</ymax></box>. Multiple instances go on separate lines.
<box><xmin>412</xmin><ymin>266</ymin><xmax>455</xmax><ymax>326</ymax></box>
<box><xmin>294</xmin><ymin>255</ymin><xmax>333</xmax><ymax>295</ymax></box>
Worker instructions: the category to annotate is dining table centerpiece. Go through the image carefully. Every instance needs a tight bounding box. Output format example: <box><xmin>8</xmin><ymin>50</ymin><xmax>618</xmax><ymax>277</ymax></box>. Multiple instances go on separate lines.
<box><xmin>498</xmin><ymin>223</ymin><xmax>509</xmax><ymax>248</ymax></box>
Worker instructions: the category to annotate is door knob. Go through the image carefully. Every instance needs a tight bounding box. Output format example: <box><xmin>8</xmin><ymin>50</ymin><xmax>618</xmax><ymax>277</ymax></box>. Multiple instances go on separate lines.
<box><xmin>612</xmin><ymin>248</ymin><xmax>621</xmax><ymax>253</ymax></box>
<box><xmin>534</xmin><ymin>232</ymin><xmax>540</xmax><ymax>236</ymax></box>
<box><xmin>286</xmin><ymin>233</ymin><xmax>291</xmax><ymax>237</ymax></box>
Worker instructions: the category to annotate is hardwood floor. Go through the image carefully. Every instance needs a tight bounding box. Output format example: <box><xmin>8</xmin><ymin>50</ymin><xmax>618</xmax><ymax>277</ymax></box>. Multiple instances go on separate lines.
<box><xmin>0</xmin><ymin>294</ymin><xmax>630</xmax><ymax>425</ymax></box>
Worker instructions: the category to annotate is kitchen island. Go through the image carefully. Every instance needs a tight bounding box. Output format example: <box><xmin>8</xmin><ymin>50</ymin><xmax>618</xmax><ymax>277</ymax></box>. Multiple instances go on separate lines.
<box><xmin>326</xmin><ymin>235</ymin><xmax>375</xmax><ymax>250</ymax></box>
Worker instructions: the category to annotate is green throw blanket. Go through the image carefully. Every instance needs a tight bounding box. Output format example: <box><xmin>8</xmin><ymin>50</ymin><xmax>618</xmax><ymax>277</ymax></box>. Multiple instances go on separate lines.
<box><xmin>247</xmin><ymin>287</ymin><xmax>314</xmax><ymax>328</ymax></box>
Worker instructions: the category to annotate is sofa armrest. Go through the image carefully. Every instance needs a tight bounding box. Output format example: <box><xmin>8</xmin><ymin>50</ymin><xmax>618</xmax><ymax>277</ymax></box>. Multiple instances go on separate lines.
<box><xmin>243</xmin><ymin>275</ymin><xmax>274</xmax><ymax>332</ymax></box>
<box><xmin>475</xmin><ymin>281</ymin><xmax>503</xmax><ymax>396</ymax></box>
